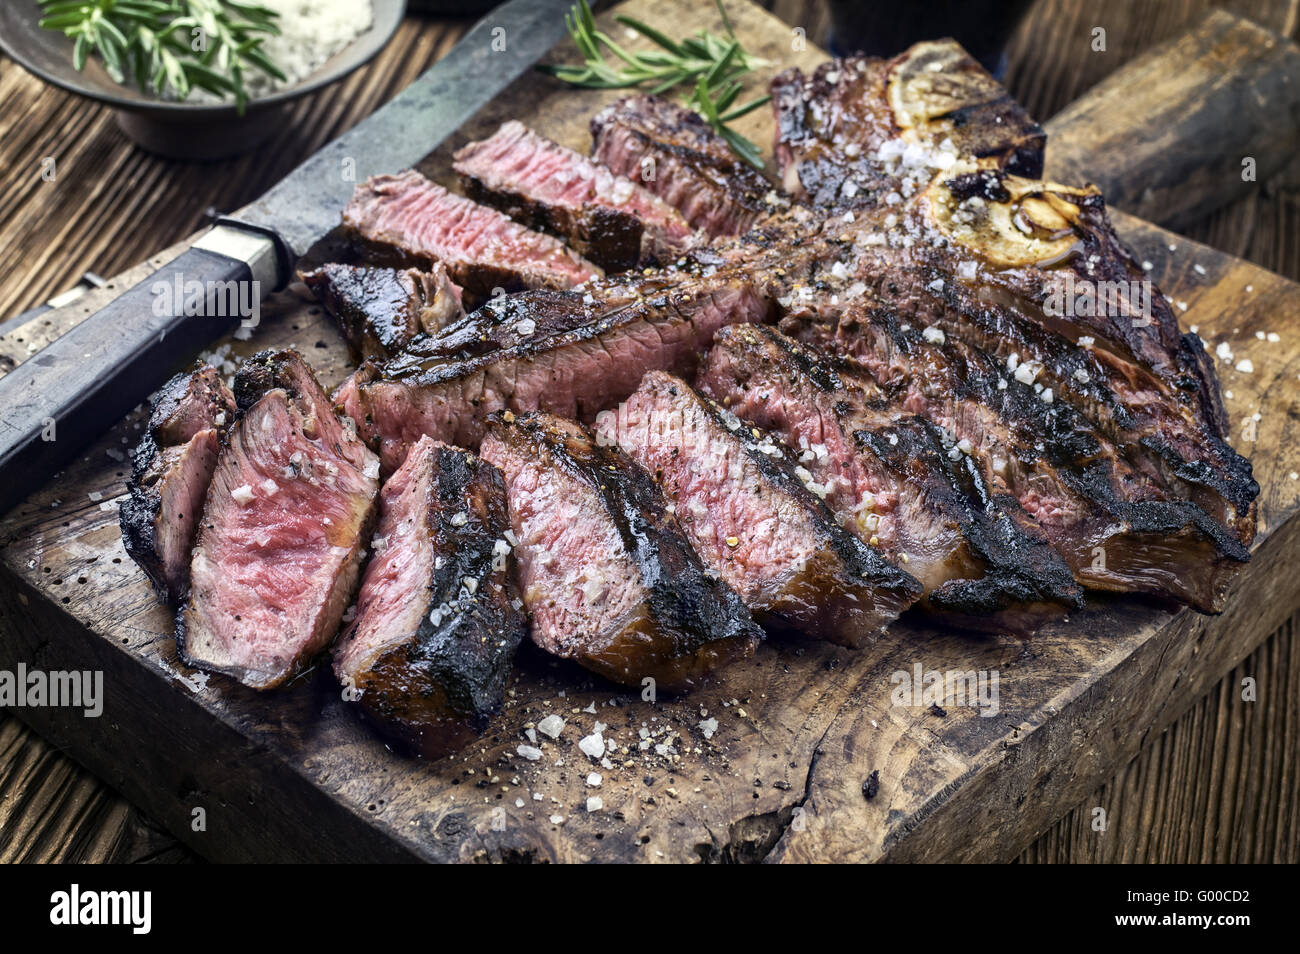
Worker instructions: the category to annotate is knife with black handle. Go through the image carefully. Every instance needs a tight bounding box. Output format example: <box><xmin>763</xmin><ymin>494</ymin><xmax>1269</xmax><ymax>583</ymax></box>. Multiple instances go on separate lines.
<box><xmin>0</xmin><ymin>0</ymin><xmax>572</xmax><ymax>514</ymax></box>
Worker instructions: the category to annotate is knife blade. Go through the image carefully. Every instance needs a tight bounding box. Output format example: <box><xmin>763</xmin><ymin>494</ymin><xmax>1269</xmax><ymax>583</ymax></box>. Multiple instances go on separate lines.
<box><xmin>0</xmin><ymin>0</ymin><xmax>573</xmax><ymax>515</ymax></box>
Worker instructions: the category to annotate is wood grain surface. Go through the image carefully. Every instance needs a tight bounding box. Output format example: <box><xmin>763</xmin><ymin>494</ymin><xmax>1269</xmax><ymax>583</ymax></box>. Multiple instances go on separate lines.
<box><xmin>0</xmin><ymin>0</ymin><xmax>1297</xmax><ymax>863</ymax></box>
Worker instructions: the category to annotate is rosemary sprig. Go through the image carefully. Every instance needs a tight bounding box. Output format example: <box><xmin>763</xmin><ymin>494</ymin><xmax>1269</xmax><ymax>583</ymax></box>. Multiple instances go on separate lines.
<box><xmin>539</xmin><ymin>0</ymin><xmax>771</xmax><ymax>169</ymax></box>
<box><xmin>37</xmin><ymin>0</ymin><xmax>285</xmax><ymax>112</ymax></box>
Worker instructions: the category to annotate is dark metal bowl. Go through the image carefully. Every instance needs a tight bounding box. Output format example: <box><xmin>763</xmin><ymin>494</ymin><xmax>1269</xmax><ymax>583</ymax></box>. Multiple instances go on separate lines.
<box><xmin>0</xmin><ymin>0</ymin><xmax>407</xmax><ymax>160</ymax></box>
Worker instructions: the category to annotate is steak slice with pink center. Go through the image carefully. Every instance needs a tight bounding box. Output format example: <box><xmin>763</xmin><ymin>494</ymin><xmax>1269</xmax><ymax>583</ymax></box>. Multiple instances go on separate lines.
<box><xmin>347</xmin><ymin>270</ymin><xmax>772</xmax><ymax>472</ymax></box>
<box><xmin>342</xmin><ymin>169</ymin><xmax>602</xmax><ymax>304</ymax></box>
<box><xmin>590</xmin><ymin>94</ymin><xmax>773</xmax><ymax>237</ymax></box>
<box><xmin>333</xmin><ymin>435</ymin><xmax>525</xmax><ymax>758</ymax></box>
<box><xmin>180</xmin><ymin>350</ymin><xmax>381</xmax><ymax>689</ymax></box>
<box><xmin>454</xmin><ymin>121</ymin><xmax>695</xmax><ymax>271</ymax></box>
<box><xmin>596</xmin><ymin>371</ymin><xmax>920</xmax><ymax>646</ymax></box>
<box><xmin>121</xmin><ymin>365</ymin><xmax>236</xmax><ymax>603</ymax></box>
<box><xmin>480</xmin><ymin>412</ymin><xmax>761</xmax><ymax>690</ymax></box>
<box><xmin>699</xmin><ymin>324</ymin><xmax>1082</xmax><ymax>636</ymax></box>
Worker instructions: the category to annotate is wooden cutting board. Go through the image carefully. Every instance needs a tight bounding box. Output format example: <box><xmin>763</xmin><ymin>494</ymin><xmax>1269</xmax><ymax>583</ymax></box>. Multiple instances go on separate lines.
<box><xmin>0</xmin><ymin>0</ymin><xmax>1297</xmax><ymax>863</ymax></box>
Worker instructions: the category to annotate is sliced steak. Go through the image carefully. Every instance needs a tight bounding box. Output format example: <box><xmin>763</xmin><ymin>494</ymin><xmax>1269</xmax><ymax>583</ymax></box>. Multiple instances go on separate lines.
<box><xmin>333</xmin><ymin>435</ymin><xmax>525</xmax><ymax>757</ymax></box>
<box><xmin>300</xmin><ymin>262</ymin><xmax>464</xmax><ymax>362</ymax></box>
<box><xmin>454</xmin><ymin>120</ymin><xmax>695</xmax><ymax>271</ymax></box>
<box><xmin>120</xmin><ymin>365</ymin><xmax>236</xmax><ymax>603</ymax></box>
<box><xmin>596</xmin><ymin>371</ymin><xmax>921</xmax><ymax>645</ymax></box>
<box><xmin>480</xmin><ymin>412</ymin><xmax>761</xmax><ymax>689</ymax></box>
<box><xmin>590</xmin><ymin>94</ymin><xmax>774</xmax><ymax>237</ymax></box>
<box><xmin>771</xmin><ymin>45</ymin><xmax>1044</xmax><ymax>206</ymax></box>
<box><xmin>179</xmin><ymin>350</ymin><xmax>380</xmax><ymax>689</ymax></box>
<box><xmin>838</xmin><ymin>171</ymin><xmax>1258</xmax><ymax>547</ymax></box>
<box><xmin>342</xmin><ymin>169</ymin><xmax>602</xmax><ymax>304</ymax></box>
<box><xmin>699</xmin><ymin>324</ymin><xmax>1082</xmax><ymax>634</ymax></box>
<box><xmin>783</xmin><ymin>304</ymin><xmax>1250</xmax><ymax>611</ymax></box>
<box><xmin>344</xmin><ymin>268</ymin><xmax>772</xmax><ymax>471</ymax></box>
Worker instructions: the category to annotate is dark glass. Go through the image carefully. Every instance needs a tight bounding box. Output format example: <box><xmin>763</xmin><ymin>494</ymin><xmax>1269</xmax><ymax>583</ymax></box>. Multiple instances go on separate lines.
<box><xmin>827</xmin><ymin>0</ymin><xmax>1033</xmax><ymax>78</ymax></box>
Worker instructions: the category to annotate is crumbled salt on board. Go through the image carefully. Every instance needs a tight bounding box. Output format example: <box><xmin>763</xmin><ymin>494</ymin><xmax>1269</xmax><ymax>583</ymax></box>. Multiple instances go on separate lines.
<box><xmin>698</xmin><ymin>717</ymin><xmax>718</xmax><ymax>739</ymax></box>
<box><xmin>586</xmin><ymin>772</ymin><xmax>602</xmax><ymax>787</ymax></box>
<box><xmin>517</xmin><ymin>744</ymin><xmax>542</xmax><ymax>761</ymax></box>
<box><xmin>1235</xmin><ymin>359</ymin><xmax>1254</xmax><ymax>373</ymax></box>
<box><xmin>536</xmin><ymin>714</ymin><xmax>565</xmax><ymax>739</ymax></box>
<box><xmin>585</xmin><ymin>797</ymin><xmax>602</xmax><ymax>813</ymax></box>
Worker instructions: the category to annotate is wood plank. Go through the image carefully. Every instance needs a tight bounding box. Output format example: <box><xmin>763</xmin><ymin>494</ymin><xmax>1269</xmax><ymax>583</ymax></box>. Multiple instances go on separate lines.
<box><xmin>1</xmin><ymin>0</ymin><xmax>1298</xmax><ymax>864</ymax></box>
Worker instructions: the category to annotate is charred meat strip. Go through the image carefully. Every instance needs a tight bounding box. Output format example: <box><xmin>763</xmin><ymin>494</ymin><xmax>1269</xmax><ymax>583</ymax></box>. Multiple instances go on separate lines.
<box><xmin>454</xmin><ymin>120</ymin><xmax>695</xmax><ymax>271</ymax></box>
<box><xmin>839</xmin><ymin>171</ymin><xmax>1258</xmax><ymax>547</ymax></box>
<box><xmin>771</xmin><ymin>46</ymin><xmax>1044</xmax><ymax>207</ymax></box>
<box><xmin>333</xmin><ymin>435</ymin><xmax>525</xmax><ymax>758</ymax></box>
<box><xmin>341</xmin><ymin>268</ymin><xmax>772</xmax><ymax>472</ymax></box>
<box><xmin>784</xmin><ymin>305</ymin><xmax>1250</xmax><ymax>611</ymax></box>
<box><xmin>300</xmin><ymin>262</ymin><xmax>464</xmax><ymax>362</ymax></box>
<box><xmin>342</xmin><ymin>170</ymin><xmax>602</xmax><ymax>304</ymax></box>
<box><xmin>699</xmin><ymin>324</ymin><xmax>1082</xmax><ymax>634</ymax></box>
<box><xmin>180</xmin><ymin>350</ymin><xmax>380</xmax><ymax>689</ymax></box>
<box><xmin>596</xmin><ymin>371</ymin><xmax>921</xmax><ymax>645</ymax></box>
<box><xmin>591</xmin><ymin>94</ymin><xmax>773</xmax><ymax>237</ymax></box>
<box><xmin>121</xmin><ymin>365</ymin><xmax>236</xmax><ymax>603</ymax></box>
<box><xmin>480</xmin><ymin>412</ymin><xmax>761</xmax><ymax>689</ymax></box>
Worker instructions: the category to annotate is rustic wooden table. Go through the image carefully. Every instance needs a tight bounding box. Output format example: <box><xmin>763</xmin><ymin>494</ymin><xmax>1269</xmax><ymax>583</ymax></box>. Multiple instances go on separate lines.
<box><xmin>0</xmin><ymin>0</ymin><xmax>1296</xmax><ymax>863</ymax></box>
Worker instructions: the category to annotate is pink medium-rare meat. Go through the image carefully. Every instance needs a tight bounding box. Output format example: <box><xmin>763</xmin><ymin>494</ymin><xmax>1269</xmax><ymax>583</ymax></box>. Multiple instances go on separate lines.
<box><xmin>699</xmin><ymin>324</ymin><xmax>1083</xmax><ymax>636</ymax></box>
<box><xmin>590</xmin><ymin>94</ymin><xmax>774</xmax><ymax>237</ymax></box>
<box><xmin>342</xmin><ymin>169</ymin><xmax>602</xmax><ymax>303</ymax></box>
<box><xmin>454</xmin><ymin>120</ymin><xmax>695</xmax><ymax>271</ymax></box>
<box><xmin>333</xmin><ymin>435</ymin><xmax>525</xmax><ymax>758</ymax></box>
<box><xmin>596</xmin><ymin>371</ymin><xmax>921</xmax><ymax>645</ymax></box>
<box><xmin>780</xmin><ymin>303</ymin><xmax>1250</xmax><ymax>611</ymax></box>
<box><xmin>480</xmin><ymin>412</ymin><xmax>762</xmax><ymax>690</ymax></box>
<box><xmin>180</xmin><ymin>350</ymin><xmax>380</xmax><ymax>689</ymax></box>
<box><xmin>345</xmin><ymin>270</ymin><xmax>773</xmax><ymax>472</ymax></box>
<box><xmin>121</xmin><ymin>365</ymin><xmax>236</xmax><ymax>603</ymax></box>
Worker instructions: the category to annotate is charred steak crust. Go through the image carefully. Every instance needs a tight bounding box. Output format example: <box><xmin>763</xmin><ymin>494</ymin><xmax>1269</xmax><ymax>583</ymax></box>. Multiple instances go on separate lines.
<box><xmin>597</xmin><ymin>371</ymin><xmax>921</xmax><ymax>645</ymax></box>
<box><xmin>771</xmin><ymin>47</ymin><xmax>1044</xmax><ymax>206</ymax></box>
<box><xmin>120</xmin><ymin>365</ymin><xmax>235</xmax><ymax>603</ymax></box>
<box><xmin>481</xmin><ymin>412</ymin><xmax>762</xmax><ymax>690</ymax></box>
<box><xmin>783</xmin><ymin>304</ymin><xmax>1250</xmax><ymax>611</ymax></box>
<box><xmin>700</xmin><ymin>324</ymin><xmax>1083</xmax><ymax>634</ymax></box>
<box><xmin>590</xmin><ymin>94</ymin><xmax>773</xmax><ymax>237</ymax></box>
<box><xmin>179</xmin><ymin>349</ymin><xmax>380</xmax><ymax>690</ymax></box>
<box><xmin>300</xmin><ymin>262</ymin><xmax>464</xmax><ymax>362</ymax></box>
<box><xmin>334</xmin><ymin>435</ymin><xmax>525</xmax><ymax>758</ymax></box>
<box><xmin>348</xmin><ymin>268</ymin><xmax>772</xmax><ymax>471</ymax></box>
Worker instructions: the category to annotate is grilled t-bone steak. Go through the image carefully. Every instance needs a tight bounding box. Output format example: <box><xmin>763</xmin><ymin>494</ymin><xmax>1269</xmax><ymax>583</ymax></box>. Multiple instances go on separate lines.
<box><xmin>771</xmin><ymin>43</ymin><xmax>1045</xmax><ymax>207</ymax></box>
<box><xmin>120</xmin><ymin>365</ymin><xmax>236</xmax><ymax>603</ymax></box>
<box><xmin>590</xmin><ymin>94</ymin><xmax>775</xmax><ymax>237</ymax></box>
<box><xmin>333</xmin><ymin>435</ymin><xmax>525</xmax><ymax>757</ymax></box>
<box><xmin>700</xmin><ymin>324</ymin><xmax>1083</xmax><ymax>634</ymax></box>
<box><xmin>596</xmin><ymin>371</ymin><xmax>921</xmax><ymax>645</ymax></box>
<box><xmin>180</xmin><ymin>350</ymin><xmax>380</xmax><ymax>689</ymax></box>
<box><xmin>480</xmin><ymin>412</ymin><xmax>762</xmax><ymax>689</ymax></box>
<box><xmin>343</xmin><ymin>169</ymin><xmax>602</xmax><ymax>305</ymax></box>
<box><xmin>300</xmin><ymin>262</ymin><xmax>464</xmax><ymax>362</ymax></box>
<box><xmin>454</xmin><ymin>120</ymin><xmax>695</xmax><ymax>271</ymax></box>
<box><xmin>340</xmin><ymin>266</ymin><xmax>772</xmax><ymax>472</ymax></box>
<box><xmin>783</xmin><ymin>304</ymin><xmax>1251</xmax><ymax>611</ymax></box>
<box><xmin>769</xmin><ymin>55</ymin><xmax>1257</xmax><ymax>551</ymax></box>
